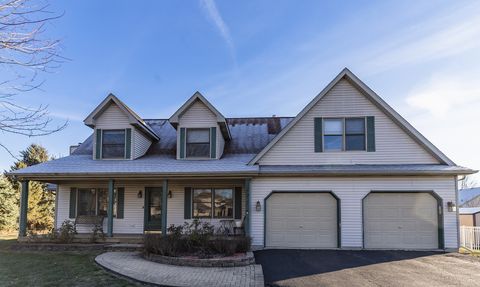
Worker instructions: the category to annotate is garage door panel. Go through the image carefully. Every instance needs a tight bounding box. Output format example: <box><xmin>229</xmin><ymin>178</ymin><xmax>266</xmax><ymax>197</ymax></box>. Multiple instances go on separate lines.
<box><xmin>266</xmin><ymin>193</ymin><xmax>337</xmax><ymax>248</ymax></box>
<box><xmin>364</xmin><ymin>193</ymin><xmax>438</xmax><ymax>249</ymax></box>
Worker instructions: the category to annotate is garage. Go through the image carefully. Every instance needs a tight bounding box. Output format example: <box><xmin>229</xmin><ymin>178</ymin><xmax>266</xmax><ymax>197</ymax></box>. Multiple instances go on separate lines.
<box><xmin>363</xmin><ymin>192</ymin><xmax>441</xmax><ymax>249</ymax></box>
<box><xmin>265</xmin><ymin>192</ymin><xmax>338</xmax><ymax>248</ymax></box>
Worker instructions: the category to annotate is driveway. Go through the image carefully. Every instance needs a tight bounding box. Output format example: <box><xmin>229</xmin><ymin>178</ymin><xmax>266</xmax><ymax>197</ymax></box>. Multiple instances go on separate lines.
<box><xmin>254</xmin><ymin>249</ymin><xmax>480</xmax><ymax>287</ymax></box>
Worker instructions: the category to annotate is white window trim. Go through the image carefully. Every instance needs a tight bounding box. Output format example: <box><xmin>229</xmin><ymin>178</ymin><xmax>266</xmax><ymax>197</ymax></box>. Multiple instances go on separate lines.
<box><xmin>101</xmin><ymin>129</ymin><xmax>127</xmax><ymax>160</ymax></box>
<box><xmin>191</xmin><ymin>187</ymin><xmax>235</xmax><ymax>219</ymax></box>
<box><xmin>185</xmin><ymin>128</ymin><xmax>211</xmax><ymax>159</ymax></box>
<box><xmin>322</xmin><ymin>117</ymin><xmax>367</xmax><ymax>152</ymax></box>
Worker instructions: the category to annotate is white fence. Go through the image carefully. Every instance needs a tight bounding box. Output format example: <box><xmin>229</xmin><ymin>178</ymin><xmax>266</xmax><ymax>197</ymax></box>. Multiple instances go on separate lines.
<box><xmin>460</xmin><ymin>226</ymin><xmax>480</xmax><ymax>251</ymax></box>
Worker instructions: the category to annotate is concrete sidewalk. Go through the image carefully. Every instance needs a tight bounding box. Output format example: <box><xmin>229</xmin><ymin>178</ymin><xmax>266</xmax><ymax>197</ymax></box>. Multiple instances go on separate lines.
<box><xmin>95</xmin><ymin>252</ymin><xmax>264</xmax><ymax>287</ymax></box>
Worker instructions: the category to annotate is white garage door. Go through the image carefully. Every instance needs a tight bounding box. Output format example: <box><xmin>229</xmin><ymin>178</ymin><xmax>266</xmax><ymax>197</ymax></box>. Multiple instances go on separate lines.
<box><xmin>266</xmin><ymin>193</ymin><xmax>337</xmax><ymax>248</ymax></box>
<box><xmin>364</xmin><ymin>193</ymin><xmax>439</xmax><ymax>249</ymax></box>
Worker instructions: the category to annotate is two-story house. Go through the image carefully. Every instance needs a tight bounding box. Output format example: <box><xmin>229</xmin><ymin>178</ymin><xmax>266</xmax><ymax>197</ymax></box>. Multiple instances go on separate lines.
<box><xmin>10</xmin><ymin>68</ymin><xmax>476</xmax><ymax>250</ymax></box>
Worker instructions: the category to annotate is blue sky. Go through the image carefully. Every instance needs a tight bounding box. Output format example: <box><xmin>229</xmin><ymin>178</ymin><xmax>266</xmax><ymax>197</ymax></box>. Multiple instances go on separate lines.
<box><xmin>1</xmin><ymin>0</ymin><xmax>479</xmax><ymax>180</ymax></box>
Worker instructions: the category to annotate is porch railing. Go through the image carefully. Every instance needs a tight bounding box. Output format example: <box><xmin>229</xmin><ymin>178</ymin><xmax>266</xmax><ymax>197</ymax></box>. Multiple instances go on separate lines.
<box><xmin>460</xmin><ymin>226</ymin><xmax>480</xmax><ymax>251</ymax></box>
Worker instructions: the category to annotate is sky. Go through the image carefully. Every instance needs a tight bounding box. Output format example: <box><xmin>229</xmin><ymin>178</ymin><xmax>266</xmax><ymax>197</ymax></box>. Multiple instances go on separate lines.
<box><xmin>1</xmin><ymin>0</ymin><xmax>479</xmax><ymax>182</ymax></box>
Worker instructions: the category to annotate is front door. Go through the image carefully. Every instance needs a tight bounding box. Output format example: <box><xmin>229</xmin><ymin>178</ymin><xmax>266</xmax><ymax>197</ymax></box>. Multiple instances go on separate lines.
<box><xmin>144</xmin><ymin>187</ymin><xmax>162</xmax><ymax>231</ymax></box>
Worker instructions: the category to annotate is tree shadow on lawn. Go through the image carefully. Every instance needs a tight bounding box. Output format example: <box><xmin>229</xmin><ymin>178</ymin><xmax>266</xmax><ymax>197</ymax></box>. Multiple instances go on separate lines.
<box><xmin>254</xmin><ymin>249</ymin><xmax>442</xmax><ymax>284</ymax></box>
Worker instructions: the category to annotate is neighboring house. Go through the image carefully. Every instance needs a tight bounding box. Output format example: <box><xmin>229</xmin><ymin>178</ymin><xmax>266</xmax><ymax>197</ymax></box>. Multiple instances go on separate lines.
<box><xmin>459</xmin><ymin>187</ymin><xmax>480</xmax><ymax>207</ymax></box>
<box><xmin>9</xmin><ymin>68</ymin><xmax>476</xmax><ymax>251</ymax></box>
<box><xmin>459</xmin><ymin>207</ymin><xmax>480</xmax><ymax>227</ymax></box>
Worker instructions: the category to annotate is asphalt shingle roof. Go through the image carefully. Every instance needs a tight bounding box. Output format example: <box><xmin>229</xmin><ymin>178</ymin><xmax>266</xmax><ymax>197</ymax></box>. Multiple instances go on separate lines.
<box><xmin>8</xmin><ymin>116</ymin><xmax>476</xmax><ymax>177</ymax></box>
<box><xmin>459</xmin><ymin>187</ymin><xmax>480</xmax><ymax>206</ymax></box>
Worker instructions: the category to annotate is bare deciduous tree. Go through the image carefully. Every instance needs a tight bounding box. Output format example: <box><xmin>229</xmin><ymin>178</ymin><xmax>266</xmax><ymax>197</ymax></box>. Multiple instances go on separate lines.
<box><xmin>460</xmin><ymin>175</ymin><xmax>478</xmax><ymax>190</ymax></box>
<box><xmin>0</xmin><ymin>0</ymin><xmax>67</xmax><ymax>158</ymax></box>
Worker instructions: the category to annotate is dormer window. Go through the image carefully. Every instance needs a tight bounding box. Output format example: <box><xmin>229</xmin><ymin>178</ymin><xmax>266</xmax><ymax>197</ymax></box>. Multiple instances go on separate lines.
<box><xmin>102</xmin><ymin>130</ymin><xmax>126</xmax><ymax>159</ymax></box>
<box><xmin>186</xmin><ymin>128</ymin><xmax>210</xmax><ymax>158</ymax></box>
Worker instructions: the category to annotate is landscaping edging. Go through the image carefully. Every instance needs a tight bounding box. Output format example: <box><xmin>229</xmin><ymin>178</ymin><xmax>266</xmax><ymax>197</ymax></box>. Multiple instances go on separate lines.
<box><xmin>144</xmin><ymin>251</ymin><xmax>255</xmax><ymax>267</ymax></box>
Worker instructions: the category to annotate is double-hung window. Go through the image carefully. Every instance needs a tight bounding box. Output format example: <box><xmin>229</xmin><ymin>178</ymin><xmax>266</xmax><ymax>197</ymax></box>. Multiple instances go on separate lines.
<box><xmin>102</xmin><ymin>130</ymin><xmax>126</xmax><ymax>159</ymax></box>
<box><xmin>77</xmin><ymin>188</ymin><xmax>116</xmax><ymax>217</ymax></box>
<box><xmin>192</xmin><ymin>188</ymin><xmax>233</xmax><ymax>218</ymax></box>
<box><xmin>186</xmin><ymin>128</ymin><xmax>210</xmax><ymax>158</ymax></box>
<box><xmin>323</xmin><ymin>117</ymin><xmax>366</xmax><ymax>151</ymax></box>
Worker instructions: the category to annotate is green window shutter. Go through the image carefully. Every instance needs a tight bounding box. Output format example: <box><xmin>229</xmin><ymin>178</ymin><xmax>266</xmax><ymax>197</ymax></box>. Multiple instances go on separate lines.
<box><xmin>117</xmin><ymin>187</ymin><xmax>125</xmax><ymax>219</ymax></box>
<box><xmin>69</xmin><ymin>188</ymin><xmax>77</xmax><ymax>218</ymax></box>
<box><xmin>179</xmin><ymin>128</ymin><xmax>186</xmax><ymax>159</ymax></box>
<box><xmin>366</xmin><ymin>116</ymin><xmax>376</xmax><ymax>152</ymax></box>
<box><xmin>210</xmin><ymin>127</ymin><xmax>217</xmax><ymax>159</ymax></box>
<box><xmin>234</xmin><ymin>186</ymin><xmax>242</xmax><ymax>220</ymax></box>
<box><xmin>125</xmin><ymin>128</ymin><xmax>132</xmax><ymax>159</ymax></box>
<box><xmin>95</xmin><ymin>129</ymin><xmax>102</xmax><ymax>159</ymax></box>
<box><xmin>314</xmin><ymin>117</ymin><xmax>323</xmax><ymax>152</ymax></box>
<box><xmin>184</xmin><ymin>187</ymin><xmax>192</xmax><ymax>219</ymax></box>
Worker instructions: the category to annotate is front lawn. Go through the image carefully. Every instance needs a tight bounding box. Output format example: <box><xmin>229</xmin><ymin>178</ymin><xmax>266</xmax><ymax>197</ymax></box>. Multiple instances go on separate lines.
<box><xmin>0</xmin><ymin>234</ymin><xmax>136</xmax><ymax>287</ymax></box>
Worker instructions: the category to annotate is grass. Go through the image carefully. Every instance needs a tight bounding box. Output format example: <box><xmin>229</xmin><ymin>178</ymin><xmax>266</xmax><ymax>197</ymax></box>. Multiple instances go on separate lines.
<box><xmin>0</xmin><ymin>233</ymin><xmax>137</xmax><ymax>287</ymax></box>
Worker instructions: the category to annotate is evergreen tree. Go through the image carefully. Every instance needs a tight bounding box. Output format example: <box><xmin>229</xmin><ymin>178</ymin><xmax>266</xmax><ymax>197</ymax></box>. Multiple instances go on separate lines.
<box><xmin>0</xmin><ymin>175</ymin><xmax>18</xmax><ymax>231</ymax></box>
<box><xmin>6</xmin><ymin>144</ymin><xmax>55</xmax><ymax>232</ymax></box>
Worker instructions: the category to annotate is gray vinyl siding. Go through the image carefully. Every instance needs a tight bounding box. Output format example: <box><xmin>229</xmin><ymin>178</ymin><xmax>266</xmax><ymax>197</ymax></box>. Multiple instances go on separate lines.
<box><xmin>56</xmin><ymin>180</ymin><xmax>247</xmax><ymax>234</ymax></box>
<box><xmin>249</xmin><ymin>176</ymin><xmax>457</xmax><ymax>249</ymax></box>
<box><xmin>258</xmin><ymin>79</ymin><xmax>439</xmax><ymax>165</ymax></box>
<box><xmin>133</xmin><ymin>128</ymin><xmax>151</xmax><ymax>159</ymax></box>
<box><xmin>176</xmin><ymin>100</ymin><xmax>225</xmax><ymax>159</ymax></box>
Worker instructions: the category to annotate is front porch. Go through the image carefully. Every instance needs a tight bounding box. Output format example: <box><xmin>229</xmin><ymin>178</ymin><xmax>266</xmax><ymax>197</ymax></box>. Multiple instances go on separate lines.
<box><xmin>18</xmin><ymin>177</ymin><xmax>252</xmax><ymax>240</ymax></box>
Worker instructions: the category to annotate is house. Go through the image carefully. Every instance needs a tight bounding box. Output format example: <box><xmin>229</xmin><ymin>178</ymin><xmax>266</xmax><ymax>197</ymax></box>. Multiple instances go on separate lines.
<box><xmin>9</xmin><ymin>68</ymin><xmax>476</xmax><ymax>251</ymax></box>
<box><xmin>459</xmin><ymin>207</ymin><xmax>480</xmax><ymax>227</ymax></box>
<box><xmin>459</xmin><ymin>187</ymin><xmax>480</xmax><ymax>207</ymax></box>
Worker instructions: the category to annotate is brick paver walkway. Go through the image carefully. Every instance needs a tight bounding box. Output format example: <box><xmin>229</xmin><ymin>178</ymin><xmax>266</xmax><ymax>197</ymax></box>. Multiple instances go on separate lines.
<box><xmin>95</xmin><ymin>252</ymin><xmax>264</xmax><ymax>287</ymax></box>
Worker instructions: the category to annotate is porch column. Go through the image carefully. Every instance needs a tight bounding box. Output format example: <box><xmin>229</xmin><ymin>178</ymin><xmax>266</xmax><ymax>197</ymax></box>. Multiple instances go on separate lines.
<box><xmin>162</xmin><ymin>179</ymin><xmax>168</xmax><ymax>236</ymax></box>
<box><xmin>107</xmin><ymin>179</ymin><xmax>114</xmax><ymax>237</ymax></box>
<box><xmin>245</xmin><ymin>178</ymin><xmax>251</xmax><ymax>236</ymax></box>
<box><xmin>19</xmin><ymin>180</ymin><xmax>29</xmax><ymax>237</ymax></box>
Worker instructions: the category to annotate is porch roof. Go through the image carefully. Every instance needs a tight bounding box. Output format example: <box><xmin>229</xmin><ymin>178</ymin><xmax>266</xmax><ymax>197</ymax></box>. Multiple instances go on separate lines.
<box><xmin>8</xmin><ymin>153</ymin><xmax>258</xmax><ymax>178</ymax></box>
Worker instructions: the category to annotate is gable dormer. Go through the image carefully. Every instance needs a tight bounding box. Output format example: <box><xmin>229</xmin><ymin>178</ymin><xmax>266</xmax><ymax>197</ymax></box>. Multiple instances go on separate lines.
<box><xmin>84</xmin><ymin>94</ymin><xmax>159</xmax><ymax>160</ymax></box>
<box><xmin>250</xmin><ymin>68</ymin><xmax>455</xmax><ymax>166</ymax></box>
<box><xmin>169</xmin><ymin>92</ymin><xmax>231</xmax><ymax>160</ymax></box>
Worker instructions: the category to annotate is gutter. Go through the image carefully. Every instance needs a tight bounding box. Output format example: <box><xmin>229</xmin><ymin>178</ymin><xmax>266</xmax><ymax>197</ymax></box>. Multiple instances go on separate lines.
<box><xmin>8</xmin><ymin>169</ymin><xmax>477</xmax><ymax>181</ymax></box>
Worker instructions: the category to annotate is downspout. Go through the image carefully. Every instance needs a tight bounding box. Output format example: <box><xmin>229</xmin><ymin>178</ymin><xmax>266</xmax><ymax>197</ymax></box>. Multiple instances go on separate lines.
<box><xmin>455</xmin><ymin>176</ymin><xmax>460</xmax><ymax>250</ymax></box>
<box><xmin>54</xmin><ymin>186</ymin><xmax>58</xmax><ymax>231</ymax></box>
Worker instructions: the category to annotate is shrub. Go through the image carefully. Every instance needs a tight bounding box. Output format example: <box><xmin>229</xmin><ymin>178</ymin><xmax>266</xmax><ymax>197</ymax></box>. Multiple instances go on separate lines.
<box><xmin>210</xmin><ymin>237</ymin><xmax>237</xmax><ymax>256</ymax></box>
<box><xmin>144</xmin><ymin>225</ymin><xmax>186</xmax><ymax>257</ymax></box>
<box><xmin>90</xmin><ymin>223</ymin><xmax>105</xmax><ymax>243</ymax></box>
<box><xmin>234</xmin><ymin>236</ymin><xmax>251</xmax><ymax>253</ymax></box>
<box><xmin>210</xmin><ymin>236</ymin><xmax>252</xmax><ymax>256</ymax></box>
<box><xmin>56</xmin><ymin>220</ymin><xmax>76</xmax><ymax>243</ymax></box>
<box><xmin>144</xmin><ymin>219</ymin><xmax>252</xmax><ymax>258</ymax></box>
<box><xmin>183</xmin><ymin>219</ymin><xmax>214</xmax><ymax>255</ymax></box>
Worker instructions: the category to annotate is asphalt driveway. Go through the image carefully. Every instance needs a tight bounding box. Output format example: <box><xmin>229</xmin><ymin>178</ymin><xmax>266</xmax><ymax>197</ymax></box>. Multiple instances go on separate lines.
<box><xmin>254</xmin><ymin>249</ymin><xmax>480</xmax><ymax>287</ymax></box>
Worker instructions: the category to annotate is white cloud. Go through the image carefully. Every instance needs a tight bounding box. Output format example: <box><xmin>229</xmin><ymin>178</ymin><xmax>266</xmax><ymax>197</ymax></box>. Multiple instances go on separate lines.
<box><xmin>199</xmin><ymin>0</ymin><xmax>235</xmax><ymax>59</ymax></box>
<box><xmin>406</xmin><ymin>75</ymin><xmax>480</xmax><ymax>117</ymax></box>
<box><xmin>405</xmin><ymin>73</ymin><xmax>480</xmax><ymax>180</ymax></box>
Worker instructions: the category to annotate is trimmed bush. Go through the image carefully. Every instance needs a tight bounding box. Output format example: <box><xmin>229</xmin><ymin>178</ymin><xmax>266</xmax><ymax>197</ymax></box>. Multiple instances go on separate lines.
<box><xmin>144</xmin><ymin>219</ymin><xmax>251</xmax><ymax>258</ymax></box>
